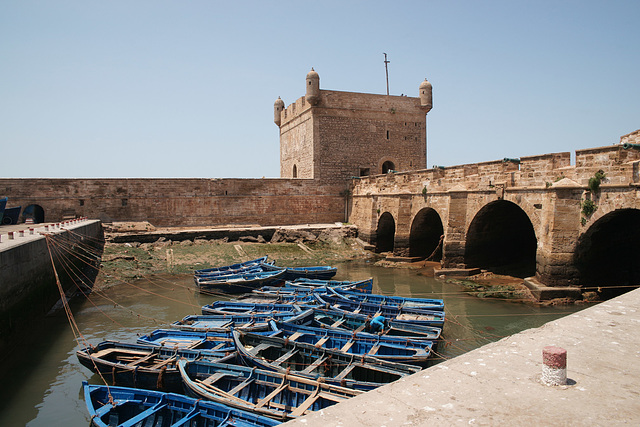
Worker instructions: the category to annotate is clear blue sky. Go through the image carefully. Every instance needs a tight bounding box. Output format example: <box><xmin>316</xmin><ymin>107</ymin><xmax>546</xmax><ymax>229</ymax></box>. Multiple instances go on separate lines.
<box><xmin>1</xmin><ymin>1</ymin><xmax>638</xmax><ymax>178</ymax></box>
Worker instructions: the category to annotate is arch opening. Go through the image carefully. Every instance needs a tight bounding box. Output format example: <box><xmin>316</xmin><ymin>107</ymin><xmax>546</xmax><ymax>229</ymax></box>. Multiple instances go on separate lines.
<box><xmin>22</xmin><ymin>204</ymin><xmax>45</xmax><ymax>224</ymax></box>
<box><xmin>292</xmin><ymin>164</ymin><xmax>298</xmax><ymax>178</ymax></box>
<box><xmin>375</xmin><ymin>212</ymin><xmax>395</xmax><ymax>253</ymax></box>
<box><xmin>575</xmin><ymin>208</ymin><xmax>640</xmax><ymax>298</ymax></box>
<box><xmin>464</xmin><ymin>200</ymin><xmax>537</xmax><ymax>278</ymax></box>
<box><xmin>382</xmin><ymin>161</ymin><xmax>395</xmax><ymax>174</ymax></box>
<box><xmin>409</xmin><ymin>208</ymin><xmax>444</xmax><ymax>260</ymax></box>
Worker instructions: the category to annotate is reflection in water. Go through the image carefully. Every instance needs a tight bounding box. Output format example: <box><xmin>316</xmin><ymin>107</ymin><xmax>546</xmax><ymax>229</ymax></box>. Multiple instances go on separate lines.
<box><xmin>0</xmin><ymin>261</ymin><xmax>585</xmax><ymax>426</ymax></box>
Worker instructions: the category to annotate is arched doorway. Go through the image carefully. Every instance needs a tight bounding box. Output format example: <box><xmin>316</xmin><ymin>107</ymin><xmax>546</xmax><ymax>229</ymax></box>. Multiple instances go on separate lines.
<box><xmin>465</xmin><ymin>200</ymin><xmax>537</xmax><ymax>278</ymax></box>
<box><xmin>382</xmin><ymin>161</ymin><xmax>395</xmax><ymax>174</ymax></box>
<box><xmin>22</xmin><ymin>204</ymin><xmax>45</xmax><ymax>224</ymax></box>
<box><xmin>575</xmin><ymin>208</ymin><xmax>640</xmax><ymax>298</ymax></box>
<box><xmin>292</xmin><ymin>164</ymin><xmax>298</xmax><ymax>178</ymax></box>
<box><xmin>409</xmin><ymin>208</ymin><xmax>444</xmax><ymax>260</ymax></box>
<box><xmin>375</xmin><ymin>212</ymin><xmax>395</xmax><ymax>253</ymax></box>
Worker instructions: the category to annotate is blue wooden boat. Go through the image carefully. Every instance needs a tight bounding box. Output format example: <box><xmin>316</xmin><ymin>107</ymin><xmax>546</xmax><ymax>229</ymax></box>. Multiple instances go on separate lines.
<box><xmin>194</xmin><ymin>256</ymin><xmax>269</xmax><ymax>276</ymax></box>
<box><xmin>2</xmin><ymin>205</ymin><xmax>21</xmax><ymax>225</ymax></box>
<box><xmin>255</xmin><ymin>277</ymin><xmax>373</xmax><ymax>294</ymax></box>
<box><xmin>269</xmin><ymin>320</ymin><xmax>433</xmax><ymax>366</ymax></box>
<box><xmin>195</xmin><ymin>265</ymin><xmax>265</xmax><ymax>281</ymax></box>
<box><xmin>178</xmin><ymin>359</ymin><xmax>362</xmax><ymax>420</ymax></box>
<box><xmin>197</xmin><ymin>270</ymin><xmax>286</xmax><ymax>294</ymax></box>
<box><xmin>314</xmin><ymin>294</ymin><xmax>445</xmax><ymax>327</ymax></box>
<box><xmin>83</xmin><ymin>381</ymin><xmax>280</xmax><ymax>427</ymax></box>
<box><xmin>202</xmin><ymin>301</ymin><xmax>311</xmax><ymax>316</ymax></box>
<box><xmin>327</xmin><ymin>287</ymin><xmax>445</xmax><ymax>311</ymax></box>
<box><xmin>233</xmin><ymin>291</ymin><xmax>319</xmax><ymax>305</ymax></box>
<box><xmin>170</xmin><ymin>309</ymin><xmax>314</xmax><ymax>332</ymax></box>
<box><xmin>137</xmin><ymin>329</ymin><xmax>236</xmax><ymax>352</ymax></box>
<box><xmin>232</xmin><ymin>329</ymin><xmax>421</xmax><ymax>391</ymax></box>
<box><xmin>76</xmin><ymin>340</ymin><xmax>234</xmax><ymax>392</ymax></box>
<box><xmin>259</xmin><ymin>263</ymin><xmax>338</xmax><ymax>280</ymax></box>
<box><xmin>312</xmin><ymin>308</ymin><xmax>442</xmax><ymax>341</ymax></box>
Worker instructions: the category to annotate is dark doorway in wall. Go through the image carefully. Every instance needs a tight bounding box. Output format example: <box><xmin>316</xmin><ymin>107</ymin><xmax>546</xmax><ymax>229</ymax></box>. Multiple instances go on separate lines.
<box><xmin>575</xmin><ymin>208</ymin><xmax>640</xmax><ymax>298</ymax></box>
<box><xmin>375</xmin><ymin>212</ymin><xmax>395</xmax><ymax>253</ymax></box>
<box><xmin>409</xmin><ymin>208</ymin><xmax>444</xmax><ymax>260</ymax></box>
<box><xmin>293</xmin><ymin>164</ymin><xmax>298</xmax><ymax>178</ymax></box>
<box><xmin>465</xmin><ymin>200</ymin><xmax>537</xmax><ymax>278</ymax></box>
<box><xmin>22</xmin><ymin>204</ymin><xmax>45</xmax><ymax>224</ymax></box>
<box><xmin>382</xmin><ymin>161</ymin><xmax>395</xmax><ymax>174</ymax></box>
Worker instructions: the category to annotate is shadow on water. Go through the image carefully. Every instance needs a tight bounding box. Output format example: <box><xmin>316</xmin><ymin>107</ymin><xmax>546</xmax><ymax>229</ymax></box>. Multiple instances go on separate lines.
<box><xmin>0</xmin><ymin>262</ymin><xmax>586</xmax><ymax>426</ymax></box>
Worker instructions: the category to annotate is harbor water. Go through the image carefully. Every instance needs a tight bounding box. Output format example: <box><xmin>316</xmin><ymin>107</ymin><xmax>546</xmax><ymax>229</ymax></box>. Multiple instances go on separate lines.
<box><xmin>0</xmin><ymin>260</ymin><xmax>585</xmax><ymax>426</ymax></box>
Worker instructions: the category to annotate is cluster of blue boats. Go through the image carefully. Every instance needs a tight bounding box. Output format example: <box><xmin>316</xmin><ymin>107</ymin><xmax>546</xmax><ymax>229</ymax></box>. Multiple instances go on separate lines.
<box><xmin>80</xmin><ymin>256</ymin><xmax>445</xmax><ymax>426</ymax></box>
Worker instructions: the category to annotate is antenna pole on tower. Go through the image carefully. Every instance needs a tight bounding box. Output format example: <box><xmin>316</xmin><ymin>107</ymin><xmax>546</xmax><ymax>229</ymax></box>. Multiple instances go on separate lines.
<box><xmin>383</xmin><ymin>53</ymin><xmax>390</xmax><ymax>95</ymax></box>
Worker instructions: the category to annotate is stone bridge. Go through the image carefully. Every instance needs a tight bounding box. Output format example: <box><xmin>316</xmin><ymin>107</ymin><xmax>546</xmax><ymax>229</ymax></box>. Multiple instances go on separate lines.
<box><xmin>348</xmin><ymin>139</ymin><xmax>640</xmax><ymax>296</ymax></box>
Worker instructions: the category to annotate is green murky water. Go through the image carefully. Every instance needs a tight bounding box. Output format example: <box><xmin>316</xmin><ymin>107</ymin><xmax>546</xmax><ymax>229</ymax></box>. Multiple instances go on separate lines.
<box><xmin>0</xmin><ymin>260</ymin><xmax>585</xmax><ymax>426</ymax></box>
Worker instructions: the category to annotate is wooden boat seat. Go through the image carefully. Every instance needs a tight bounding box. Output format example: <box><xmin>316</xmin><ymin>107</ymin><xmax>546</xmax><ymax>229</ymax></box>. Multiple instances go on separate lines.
<box><xmin>314</xmin><ymin>337</ymin><xmax>329</xmax><ymax>348</ymax></box>
<box><xmin>255</xmin><ymin>381</ymin><xmax>288</xmax><ymax>409</ymax></box>
<box><xmin>302</xmin><ymin>356</ymin><xmax>327</xmax><ymax>374</ymax></box>
<box><xmin>318</xmin><ymin>391</ymin><xmax>351</xmax><ymax>402</ymax></box>
<box><xmin>125</xmin><ymin>352</ymin><xmax>157</xmax><ymax>367</ymax></box>
<box><xmin>288</xmin><ymin>389</ymin><xmax>320</xmax><ymax>417</ymax></box>
<box><xmin>93</xmin><ymin>348</ymin><xmax>149</xmax><ymax>359</ymax></box>
<box><xmin>329</xmin><ymin>319</ymin><xmax>345</xmax><ymax>328</ymax></box>
<box><xmin>353</xmin><ymin>324</ymin><xmax>366</xmax><ymax>333</ymax></box>
<box><xmin>119</xmin><ymin>402</ymin><xmax>168</xmax><ymax>427</ymax></box>
<box><xmin>340</xmin><ymin>340</ymin><xmax>355</xmax><ymax>353</ymax></box>
<box><xmin>287</xmin><ymin>332</ymin><xmax>303</xmax><ymax>342</ymax></box>
<box><xmin>272</xmin><ymin>349</ymin><xmax>298</xmax><ymax>366</ymax></box>
<box><xmin>227</xmin><ymin>377</ymin><xmax>255</xmax><ymax>396</ymax></box>
<box><xmin>210</xmin><ymin>342</ymin><xmax>228</xmax><ymax>351</ymax></box>
<box><xmin>367</xmin><ymin>344</ymin><xmax>380</xmax><ymax>356</ymax></box>
<box><xmin>158</xmin><ymin>339</ymin><xmax>200</xmax><ymax>348</ymax></box>
<box><xmin>149</xmin><ymin>356</ymin><xmax>176</xmax><ymax>370</ymax></box>
<box><xmin>334</xmin><ymin>364</ymin><xmax>355</xmax><ymax>380</ymax></box>
<box><xmin>201</xmin><ymin>371</ymin><xmax>231</xmax><ymax>386</ymax></box>
<box><xmin>246</xmin><ymin>343</ymin><xmax>276</xmax><ymax>356</ymax></box>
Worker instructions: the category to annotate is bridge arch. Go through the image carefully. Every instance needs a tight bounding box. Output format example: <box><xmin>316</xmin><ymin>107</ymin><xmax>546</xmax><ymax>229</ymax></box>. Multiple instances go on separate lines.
<box><xmin>464</xmin><ymin>200</ymin><xmax>537</xmax><ymax>278</ymax></box>
<box><xmin>375</xmin><ymin>212</ymin><xmax>395</xmax><ymax>253</ymax></box>
<box><xmin>575</xmin><ymin>208</ymin><xmax>640</xmax><ymax>298</ymax></box>
<box><xmin>409</xmin><ymin>207</ymin><xmax>444</xmax><ymax>260</ymax></box>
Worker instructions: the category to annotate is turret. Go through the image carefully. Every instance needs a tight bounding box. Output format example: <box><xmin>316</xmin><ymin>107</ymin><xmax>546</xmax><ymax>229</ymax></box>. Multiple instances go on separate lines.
<box><xmin>274</xmin><ymin>97</ymin><xmax>285</xmax><ymax>126</ymax></box>
<box><xmin>305</xmin><ymin>68</ymin><xmax>320</xmax><ymax>106</ymax></box>
<box><xmin>419</xmin><ymin>78</ymin><xmax>433</xmax><ymax>113</ymax></box>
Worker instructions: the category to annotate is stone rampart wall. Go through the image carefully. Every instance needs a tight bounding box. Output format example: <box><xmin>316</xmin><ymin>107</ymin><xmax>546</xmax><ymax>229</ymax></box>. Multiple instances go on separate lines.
<box><xmin>0</xmin><ymin>178</ymin><xmax>346</xmax><ymax>226</ymax></box>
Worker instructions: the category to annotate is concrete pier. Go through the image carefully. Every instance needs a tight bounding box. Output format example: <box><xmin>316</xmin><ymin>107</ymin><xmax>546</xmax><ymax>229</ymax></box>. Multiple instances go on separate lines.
<box><xmin>0</xmin><ymin>219</ymin><xmax>104</xmax><ymax>360</ymax></box>
<box><xmin>284</xmin><ymin>288</ymin><xmax>640</xmax><ymax>426</ymax></box>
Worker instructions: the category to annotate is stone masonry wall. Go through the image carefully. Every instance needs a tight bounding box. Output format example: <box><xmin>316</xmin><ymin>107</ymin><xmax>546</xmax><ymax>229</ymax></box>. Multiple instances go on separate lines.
<box><xmin>348</xmin><ymin>142</ymin><xmax>640</xmax><ymax>286</ymax></box>
<box><xmin>280</xmin><ymin>97</ymin><xmax>314</xmax><ymax>179</ymax></box>
<box><xmin>0</xmin><ymin>178</ymin><xmax>346</xmax><ymax>227</ymax></box>
<box><xmin>278</xmin><ymin>90</ymin><xmax>428</xmax><ymax>185</ymax></box>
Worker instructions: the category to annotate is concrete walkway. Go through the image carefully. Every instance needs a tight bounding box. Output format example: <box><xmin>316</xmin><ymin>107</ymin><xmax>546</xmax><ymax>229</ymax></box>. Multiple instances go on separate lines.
<box><xmin>284</xmin><ymin>288</ymin><xmax>640</xmax><ymax>426</ymax></box>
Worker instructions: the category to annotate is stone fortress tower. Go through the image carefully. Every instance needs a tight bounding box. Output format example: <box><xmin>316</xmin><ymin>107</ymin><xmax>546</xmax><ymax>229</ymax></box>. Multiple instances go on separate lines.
<box><xmin>275</xmin><ymin>69</ymin><xmax>433</xmax><ymax>184</ymax></box>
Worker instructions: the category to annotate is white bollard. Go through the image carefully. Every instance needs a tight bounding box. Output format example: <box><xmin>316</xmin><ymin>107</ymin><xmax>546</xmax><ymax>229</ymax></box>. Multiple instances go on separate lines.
<box><xmin>29</xmin><ymin>228</ymin><xmax>34</xmax><ymax>235</ymax></box>
<box><xmin>8</xmin><ymin>232</ymin><xmax>15</xmax><ymax>240</ymax></box>
<box><xmin>542</xmin><ymin>346</ymin><xmax>567</xmax><ymax>386</ymax></box>
<box><xmin>18</xmin><ymin>230</ymin><xmax>25</xmax><ymax>237</ymax></box>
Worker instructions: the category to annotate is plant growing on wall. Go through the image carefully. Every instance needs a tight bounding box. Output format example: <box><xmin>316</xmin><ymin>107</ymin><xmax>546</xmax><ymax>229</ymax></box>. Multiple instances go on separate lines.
<box><xmin>581</xmin><ymin>198</ymin><xmax>597</xmax><ymax>218</ymax></box>
<box><xmin>588</xmin><ymin>170</ymin><xmax>606</xmax><ymax>193</ymax></box>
